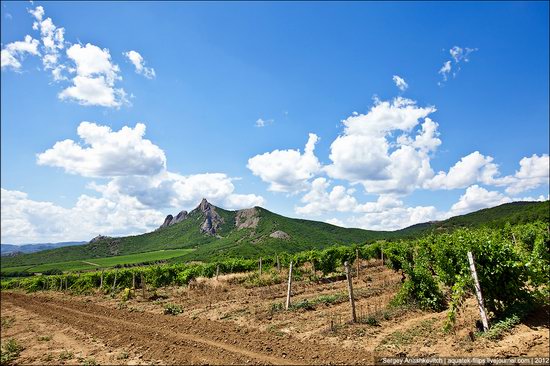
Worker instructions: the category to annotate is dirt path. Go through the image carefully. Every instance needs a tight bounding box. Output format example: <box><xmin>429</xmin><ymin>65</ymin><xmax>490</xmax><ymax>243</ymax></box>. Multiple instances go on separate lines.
<box><xmin>80</xmin><ymin>261</ymin><xmax>100</xmax><ymax>267</ymax></box>
<box><xmin>2</xmin><ymin>292</ymin><xmax>373</xmax><ymax>365</ymax></box>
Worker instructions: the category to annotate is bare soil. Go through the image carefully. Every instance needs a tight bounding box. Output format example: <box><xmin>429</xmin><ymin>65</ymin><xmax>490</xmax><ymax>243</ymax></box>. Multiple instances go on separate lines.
<box><xmin>1</xmin><ymin>259</ymin><xmax>548</xmax><ymax>365</ymax></box>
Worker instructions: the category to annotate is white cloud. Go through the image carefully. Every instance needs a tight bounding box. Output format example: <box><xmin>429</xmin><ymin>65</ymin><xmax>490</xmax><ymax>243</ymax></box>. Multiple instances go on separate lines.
<box><xmin>59</xmin><ymin>43</ymin><xmax>127</xmax><ymax>107</ymax></box>
<box><xmin>1</xmin><ymin>35</ymin><xmax>40</xmax><ymax>70</ymax></box>
<box><xmin>425</xmin><ymin>151</ymin><xmax>499</xmax><ymax>190</ymax></box>
<box><xmin>325</xmin><ymin>98</ymin><xmax>438</xmax><ymax>194</ymax></box>
<box><xmin>36</xmin><ymin>120</ymin><xmax>265</xmax><ymax>213</ymax></box>
<box><xmin>295</xmin><ymin>178</ymin><xmax>357</xmax><ymax>215</ymax></box>
<box><xmin>123</xmin><ymin>50</ymin><xmax>155</xmax><ymax>79</ymax></box>
<box><xmin>438</xmin><ymin>61</ymin><xmax>452</xmax><ymax>81</ymax></box>
<box><xmin>513</xmin><ymin>195</ymin><xmax>548</xmax><ymax>202</ymax></box>
<box><xmin>255</xmin><ymin>118</ymin><xmax>273</xmax><ymax>128</ymax></box>
<box><xmin>438</xmin><ymin>46</ymin><xmax>478</xmax><ymax>84</ymax></box>
<box><xmin>450</xmin><ymin>46</ymin><xmax>477</xmax><ymax>63</ymax></box>
<box><xmin>28</xmin><ymin>6</ymin><xmax>65</xmax><ymax>74</ymax></box>
<box><xmin>1</xmin><ymin>50</ymin><xmax>21</xmax><ymax>70</ymax></box>
<box><xmin>247</xmin><ymin>133</ymin><xmax>321</xmax><ymax>193</ymax></box>
<box><xmin>293</xmin><ymin>176</ymin><xmax>443</xmax><ymax>231</ymax></box>
<box><xmin>37</xmin><ymin>122</ymin><xmax>166</xmax><ymax>177</ymax></box>
<box><xmin>2</xmin><ymin>6</ymin><xmax>129</xmax><ymax>106</ymax></box>
<box><xmin>94</xmin><ymin>172</ymin><xmax>264</xmax><ymax>211</ymax></box>
<box><xmin>502</xmin><ymin>154</ymin><xmax>549</xmax><ymax>195</ymax></box>
<box><xmin>29</xmin><ymin>6</ymin><xmax>45</xmax><ymax>22</ymax></box>
<box><xmin>450</xmin><ymin>185</ymin><xmax>511</xmax><ymax>216</ymax></box>
<box><xmin>220</xmin><ymin>193</ymin><xmax>265</xmax><ymax>210</ymax></box>
<box><xmin>349</xmin><ymin>197</ymin><xmax>442</xmax><ymax>231</ymax></box>
<box><xmin>58</xmin><ymin>75</ymin><xmax>128</xmax><ymax>107</ymax></box>
<box><xmin>1</xmin><ymin>188</ymin><xmax>165</xmax><ymax>244</ymax></box>
<box><xmin>67</xmin><ymin>44</ymin><xmax>120</xmax><ymax>82</ymax></box>
<box><xmin>326</xmin><ymin>218</ymin><xmax>345</xmax><ymax>227</ymax></box>
<box><xmin>392</xmin><ymin>75</ymin><xmax>408</xmax><ymax>91</ymax></box>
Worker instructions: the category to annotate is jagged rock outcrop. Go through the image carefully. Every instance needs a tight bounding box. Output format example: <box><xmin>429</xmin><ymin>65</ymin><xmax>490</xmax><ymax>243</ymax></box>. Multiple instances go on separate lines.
<box><xmin>235</xmin><ymin>208</ymin><xmax>259</xmax><ymax>230</ymax></box>
<box><xmin>172</xmin><ymin>210</ymin><xmax>188</xmax><ymax>225</ymax></box>
<box><xmin>158</xmin><ymin>210</ymin><xmax>189</xmax><ymax>230</ymax></box>
<box><xmin>269</xmin><ymin>230</ymin><xmax>291</xmax><ymax>240</ymax></box>
<box><xmin>196</xmin><ymin>198</ymin><xmax>224</xmax><ymax>236</ymax></box>
<box><xmin>159</xmin><ymin>215</ymin><xmax>174</xmax><ymax>229</ymax></box>
<box><xmin>89</xmin><ymin>235</ymin><xmax>111</xmax><ymax>243</ymax></box>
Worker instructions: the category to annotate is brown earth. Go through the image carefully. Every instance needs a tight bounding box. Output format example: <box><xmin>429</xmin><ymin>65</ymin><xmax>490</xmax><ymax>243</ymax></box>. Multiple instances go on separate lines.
<box><xmin>1</xmin><ymin>259</ymin><xmax>548</xmax><ymax>365</ymax></box>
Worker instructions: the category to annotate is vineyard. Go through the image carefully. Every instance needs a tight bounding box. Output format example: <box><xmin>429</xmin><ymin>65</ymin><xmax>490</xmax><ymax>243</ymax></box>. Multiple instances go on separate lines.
<box><xmin>1</xmin><ymin>221</ymin><xmax>549</xmax><ymax>364</ymax></box>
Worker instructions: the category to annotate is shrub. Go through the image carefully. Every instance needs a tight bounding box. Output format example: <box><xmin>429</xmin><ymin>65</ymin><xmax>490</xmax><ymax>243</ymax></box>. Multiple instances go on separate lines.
<box><xmin>163</xmin><ymin>303</ymin><xmax>183</xmax><ymax>315</ymax></box>
<box><xmin>0</xmin><ymin>338</ymin><xmax>23</xmax><ymax>366</ymax></box>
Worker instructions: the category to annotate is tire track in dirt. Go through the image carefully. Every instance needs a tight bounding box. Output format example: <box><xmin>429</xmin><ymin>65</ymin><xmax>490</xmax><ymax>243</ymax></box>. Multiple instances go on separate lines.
<box><xmin>3</xmin><ymin>292</ymin><xmax>373</xmax><ymax>365</ymax></box>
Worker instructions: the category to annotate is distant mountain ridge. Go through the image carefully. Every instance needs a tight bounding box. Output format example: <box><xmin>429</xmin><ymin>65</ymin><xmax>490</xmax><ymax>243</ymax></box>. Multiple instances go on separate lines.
<box><xmin>1</xmin><ymin>199</ymin><xmax>548</xmax><ymax>269</ymax></box>
<box><xmin>1</xmin><ymin>241</ymin><xmax>87</xmax><ymax>256</ymax></box>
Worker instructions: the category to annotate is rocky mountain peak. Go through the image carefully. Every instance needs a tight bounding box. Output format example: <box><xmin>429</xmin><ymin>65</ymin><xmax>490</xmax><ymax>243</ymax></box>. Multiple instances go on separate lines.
<box><xmin>198</xmin><ymin>198</ymin><xmax>212</xmax><ymax>212</ymax></box>
<box><xmin>196</xmin><ymin>199</ymin><xmax>224</xmax><ymax>236</ymax></box>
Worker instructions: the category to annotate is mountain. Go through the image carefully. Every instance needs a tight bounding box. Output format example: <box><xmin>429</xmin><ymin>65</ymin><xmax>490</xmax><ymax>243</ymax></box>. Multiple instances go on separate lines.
<box><xmin>393</xmin><ymin>201</ymin><xmax>550</xmax><ymax>237</ymax></box>
<box><xmin>0</xmin><ymin>241</ymin><xmax>87</xmax><ymax>256</ymax></box>
<box><xmin>1</xmin><ymin>199</ymin><xmax>548</xmax><ymax>269</ymax></box>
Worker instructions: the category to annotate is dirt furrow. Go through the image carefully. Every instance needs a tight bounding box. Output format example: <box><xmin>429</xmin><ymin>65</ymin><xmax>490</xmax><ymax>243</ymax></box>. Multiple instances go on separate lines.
<box><xmin>3</xmin><ymin>292</ymin><xmax>373</xmax><ymax>365</ymax></box>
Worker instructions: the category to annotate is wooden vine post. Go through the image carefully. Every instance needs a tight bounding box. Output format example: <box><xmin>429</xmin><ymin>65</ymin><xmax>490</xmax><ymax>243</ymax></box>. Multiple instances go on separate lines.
<box><xmin>285</xmin><ymin>261</ymin><xmax>293</xmax><ymax>310</ymax></box>
<box><xmin>112</xmin><ymin>271</ymin><xmax>117</xmax><ymax>292</ymax></box>
<box><xmin>259</xmin><ymin>257</ymin><xmax>262</xmax><ymax>276</ymax></box>
<box><xmin>276</xmin><ymin>255</ymin><xmax>280</xmax><ymax>272</ymax></box>
<box><xmin>141</xmin><ymin>273</ymin><xmax>146</xmax><ymax>298</ymax></box>
<box><xmin>467</xmin><ymin>251</ymin><xmax>489</xmax><ymax>332</ymax></box>
<box><xmin>216</xmin><ymin>265</ymin><xmax>220</xmax><ymax>281</ymax></box>
<box><xmin>132</xmin><ymin>272</ymin><xmax>136</xmax><ymax>291</ymax></box>
<box><xmin>344</xmin><ymin>261</ymin><xmax>357</xmax><ymax>323</ymax></box>
<box><xmin>356</xmin><ymin>248</ymin><xmax>360</xmax><ymax>277</ymax></box>
<box><xmin>381</xmin><ymin>245</ymin><xmax>384</xmax><ymax>265</ymax></box>
<box><xmin>100</xmin><ymin>270</ymin><xmax>104</xmax><ymax>289</ymax></box>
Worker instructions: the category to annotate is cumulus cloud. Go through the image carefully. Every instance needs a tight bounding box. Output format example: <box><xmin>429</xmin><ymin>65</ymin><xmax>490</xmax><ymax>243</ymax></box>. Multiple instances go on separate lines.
<box><xmin>349</xmin><ymin>195</ymin><xmax>442</xmax><ymax>231</ymax></box>
<box><xmin>1</xmin><ymin>187</ymin><xmax>165</xmax><ymax>244</ymax></box>
<box><xmin>3</xmin><ymin>5</ymin><xmax>129</xmax><ymax>107</ymax></box>
<box><xmin>350</xmin><ymin>206</ymin><xmax>441</xmax><ymax>231</ymax></box>
<box><xmin>28</xmin><ymin>5</ymin><xmax>66</xmax><ymax>76</ymax></box>
<box><xmin>503</xmin><ymin>154</ymin><xmax>549</xmax><ymax>195</ymax></box>
<box><xmin>92</xmin><ymin>171</ymin><xmax>264</xmax><ymax>211</ymax></box>
<box><xmin>292</xmin><ymin>175</ymin><xmax>443</xmax><ymax>231</ymax></box>
<box><xmin>325</xmin><ymin>98</ymin><xmax>438</xmax><ymax>194</ymax></box>
<box><xmin>424</xmin><ymin>151</ymin><xmax>499</xmax><ymax>190</ymax></box>
<box><xmin>59</xmin><ymin>43</ymin><xmax>127</xmax><ymax>107</ymax></box>
<box><xmin>450</xmin><ymin>185</ymin><xmax>512</xmax><ymax>216</ymax></box>
<box><xmin>247</xmin><ymin>133</ymin><xmax>321</xmax><ymax>193</ymax></box>
<box><xmin>295</xmin><ymin>178</ymin><xmax>358</xmax><ymax>215</ymax></box>
<box><xmin>392</xmin><ymin>75</ymin><xmax>408</xmax><ymax>91</ymax></box>
<box><xmin>37</xmin><ymin>122</ymin><xmax>167</xmax><ymax>177</ymax></box>
<box><xmin>123</xmin><ymin>50</ymin><xmax>155</xmax><ymax>79</ymax></box>
<box><xmin>58</xmin><ymin>75</ymin><xmax>128</xmax><ymax>107</ymax></box>
<box><xmin>33</xmin><ymin>120</ymin><xmax>264</xmax><ymax>232</ymax></box>
<box><xmin>1</xmin><ymin>35</ymin><xmax>40</xmax><ymax>70</ymax></box>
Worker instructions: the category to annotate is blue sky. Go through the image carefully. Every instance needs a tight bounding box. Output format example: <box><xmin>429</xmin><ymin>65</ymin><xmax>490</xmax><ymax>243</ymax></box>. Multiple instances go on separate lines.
<box><xmin>1</xmin><ymin>1</ymin><xmax>548</xmax><ymax>243</ymax></box>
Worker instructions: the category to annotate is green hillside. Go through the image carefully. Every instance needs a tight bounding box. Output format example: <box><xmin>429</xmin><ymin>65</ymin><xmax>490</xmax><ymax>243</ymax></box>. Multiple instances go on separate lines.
<box><xmin>1</xmin><ymin>201</ymin><xmax>389</xmax><ymax>269</ymax></box>
<box><xmin>394</xmin><ymin>200</ymin><xmax>550</xmax><ymax>237</ymax></box>
<box><xmin>2</xmin><ymin>199</ymin><xmax>548</xmax><ymax>271</ymax></box>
